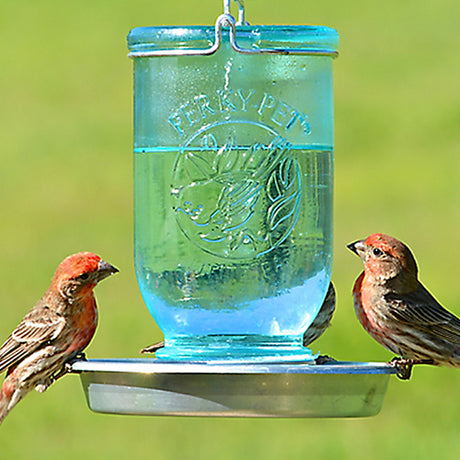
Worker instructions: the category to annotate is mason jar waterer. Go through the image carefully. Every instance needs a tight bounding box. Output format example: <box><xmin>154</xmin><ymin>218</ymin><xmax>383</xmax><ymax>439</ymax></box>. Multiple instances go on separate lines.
<box><xmin>72</xmin><ymin>2</ymin><xmax>395</xmax><ymax>419</ymax></box>
<box><xmin>128</xmin><ymin>1</ymin><xmax>339</xmax><ymax>363</ymax></box>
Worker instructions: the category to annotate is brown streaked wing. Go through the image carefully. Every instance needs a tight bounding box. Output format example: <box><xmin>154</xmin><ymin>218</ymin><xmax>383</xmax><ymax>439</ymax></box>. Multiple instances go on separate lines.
<box><xmin>0</xmin><ymin>307</ymin><xmax>66</xmax><ymax>373</ymax></box>
<box><xmin>386</xmin><ymin>283</ymin><xmax>460</xmax><ymax>345</ymax></box>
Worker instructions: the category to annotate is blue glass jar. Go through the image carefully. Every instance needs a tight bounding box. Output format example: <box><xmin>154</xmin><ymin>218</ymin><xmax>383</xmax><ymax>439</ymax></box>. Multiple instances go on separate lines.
<box><xmin>128</xmin><ymin>19</ymin><xmax>339</xmax><ymax>362</ymax></box>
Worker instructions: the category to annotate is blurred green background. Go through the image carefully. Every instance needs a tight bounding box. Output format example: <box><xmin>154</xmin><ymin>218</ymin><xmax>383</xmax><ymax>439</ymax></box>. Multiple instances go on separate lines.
<box><xmin>0</xmin><ymin>0</ymin><xmax>458</xmax><ymax>458</ymax></box>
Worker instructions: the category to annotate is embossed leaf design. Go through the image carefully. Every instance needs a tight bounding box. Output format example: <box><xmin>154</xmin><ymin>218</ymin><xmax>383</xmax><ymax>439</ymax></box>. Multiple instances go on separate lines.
<box><xmin>184</xmin><ymin>151</ymin><xmax>214</xmax><ymax>181</ymax></box>
<box><xmin>215</xmin><ymin>143</ymin><xmax>239</xmax><ymax>174</ymax></box>
<box><xmin>267</xmin><ymin>155</ymin><xmax>301</xmax><ymax>232</ymax></box>
<box><xmin>245</xmin><ymin>138</ymin><xmax>289</xmax><ymax>183</ymax></box>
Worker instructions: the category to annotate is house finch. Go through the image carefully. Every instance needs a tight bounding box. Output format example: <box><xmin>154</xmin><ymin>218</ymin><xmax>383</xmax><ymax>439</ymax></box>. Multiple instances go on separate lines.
<box><xmin>348</xmin><ymin>233</ymin><xmax>460</xmax><ymax>379</ymax></box>
<box><xmin>140</xmin><ymin>281</ymin><xmax>336</xmax><ymax>361</ymax></box>
<box><xmin>0</xmin><ymin>252</ymin><xmax>118</xmax><ymax>426</ymax></box>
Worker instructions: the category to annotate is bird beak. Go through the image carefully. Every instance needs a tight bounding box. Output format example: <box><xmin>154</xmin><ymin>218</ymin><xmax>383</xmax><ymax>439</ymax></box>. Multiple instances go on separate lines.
<box><xmin>347</xmin><ymin>239</ymin><xmax>367</xmax><ymax>259</ymax></box>
<box><xmin>96</xmin><ymin>259</ymin><xmax>119</xmax><ymax>281</ymax></box>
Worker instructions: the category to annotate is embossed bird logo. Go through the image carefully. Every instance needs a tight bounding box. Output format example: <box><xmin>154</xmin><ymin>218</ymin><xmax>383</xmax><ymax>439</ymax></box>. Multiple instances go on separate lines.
<box><xmin>175</xmin><ymin>136</ymin><xmax>301</xmax><ymax>258</ymax></box>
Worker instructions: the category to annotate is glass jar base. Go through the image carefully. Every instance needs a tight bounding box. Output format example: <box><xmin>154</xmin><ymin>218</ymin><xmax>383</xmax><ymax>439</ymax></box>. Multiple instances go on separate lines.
<box><xmin>154</xmin><ymin>335</ymin><xmax>318</xmax><ymax>363</ymax></box>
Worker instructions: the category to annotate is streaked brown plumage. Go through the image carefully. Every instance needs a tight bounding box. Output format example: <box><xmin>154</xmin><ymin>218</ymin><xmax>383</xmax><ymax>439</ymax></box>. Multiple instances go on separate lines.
<box><xmin>348</xmin><ymin>233</ymin><xmax>460</xmax><ymax>378</ymax></box>
<box><xmin>0</xmin><ymin>252</ymin><xmax>118</xmax><ymax>425</ymax></box>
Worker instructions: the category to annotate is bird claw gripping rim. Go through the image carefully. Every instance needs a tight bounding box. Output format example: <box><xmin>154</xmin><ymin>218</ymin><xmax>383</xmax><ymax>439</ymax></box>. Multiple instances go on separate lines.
<box><xmin>390</xmin><ymin>357</ymin><xmax>435</xmax><ymax>380</ymax></box>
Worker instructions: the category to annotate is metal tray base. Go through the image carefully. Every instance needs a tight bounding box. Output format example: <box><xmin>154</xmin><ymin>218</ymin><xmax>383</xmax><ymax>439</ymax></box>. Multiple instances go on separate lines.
<box><xmin>71</xmin><ymin>359</ymin><xmax>397</xmax><ymax>418</ymax></box>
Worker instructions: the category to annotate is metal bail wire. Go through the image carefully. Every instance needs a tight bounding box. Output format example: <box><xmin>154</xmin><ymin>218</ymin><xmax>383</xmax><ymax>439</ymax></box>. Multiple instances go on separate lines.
<box><xmin>224</xmin><ymin>0</ymin><xmax>247</xmax><ymax>26</ymax></box>
<box><xmin>128</xmin><ymin>0</ymin><xmax>338</xmax><ymax>58</ymax></box>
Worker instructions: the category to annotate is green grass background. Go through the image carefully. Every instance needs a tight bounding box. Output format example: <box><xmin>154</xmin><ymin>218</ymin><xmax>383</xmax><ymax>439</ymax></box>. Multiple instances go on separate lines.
<box><xmin>0</xmin><ymin>0</ymin><xmax>458</xmax><ymax>458</ymax></box>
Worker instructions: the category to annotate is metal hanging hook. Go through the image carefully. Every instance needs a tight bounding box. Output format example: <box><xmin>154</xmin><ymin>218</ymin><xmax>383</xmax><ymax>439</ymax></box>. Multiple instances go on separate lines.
<box><xmin>224</xmin><ymin>0</ymin><xmax>247</xmax><ymax>26</ymax></box>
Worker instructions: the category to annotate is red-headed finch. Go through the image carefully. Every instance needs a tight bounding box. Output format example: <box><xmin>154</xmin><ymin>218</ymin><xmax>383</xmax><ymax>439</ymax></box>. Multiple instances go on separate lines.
<box><xmin>348</xmin><ymin>233</ymin><xmax>459</xmax><ymax>379</ymax></box>
<box><xmin>140</xmin><ymin>281</ymin><xmax>337</xmax><ymax>360</ymax></box>
<box><xmin>0</xmin><ymin>252</ymin><xmax>118</xmax><ymax>425</ymax></box>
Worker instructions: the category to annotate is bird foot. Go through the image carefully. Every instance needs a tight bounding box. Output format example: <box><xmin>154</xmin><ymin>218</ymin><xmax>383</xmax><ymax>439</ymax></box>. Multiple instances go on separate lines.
<box><xmin>72</xmin><ymin>352</ymin><xmax>87</xmax><ymax>361</ymax></box>
<box><xmin>51</xmin><ymin>364</ymin><xmax>73</xmax><ymax>382</ymax></box>
<box><xmin>140</xmin><ymin>340</ymin><xmax>164</xmax><ymax>354</ymax></box>
<box><xmin>51</xmin><ymin>353</ymin><xmax>88</xmax><ymax>382</ymax></box>
<box><xmin>390</xmin><ymin>357</ymin><xmax>434</xmax><ymax>380</ymax></box>
<box><xmin>315</xmin><ymin>355</ymin><xmax>337</xmax><ymax>365</ymax></box>
<box><xmin>390</xmin><ymin>358</ymin><xmax>414</xmax><ymax>380</ymax></box>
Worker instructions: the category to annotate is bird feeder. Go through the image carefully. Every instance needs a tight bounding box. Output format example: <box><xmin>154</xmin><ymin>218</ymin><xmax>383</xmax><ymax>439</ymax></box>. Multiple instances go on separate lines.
<box><xmin>72</xmin><ymin>0</ymin><xmax>396</xmax><ymax>417</ymax></box>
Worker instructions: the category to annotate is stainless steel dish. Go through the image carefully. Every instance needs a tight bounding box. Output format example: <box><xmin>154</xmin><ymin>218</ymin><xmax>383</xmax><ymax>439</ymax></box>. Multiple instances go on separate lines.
<box><xmin>71</xmin><ymin>359</ymin><xmax>396</xmax><ymax>418</ymax></box>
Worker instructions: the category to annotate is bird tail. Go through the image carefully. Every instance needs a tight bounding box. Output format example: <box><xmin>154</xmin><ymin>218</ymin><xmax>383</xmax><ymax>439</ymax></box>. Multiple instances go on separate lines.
<box><xmin>0</xmin><ymin>374</ymin><xmax>22</xmax><ymax>427</ymax></box>
<box><xmin>0</xmin><ymin>389</ymin><xmax>12</xmax><ymax>427</ymax></box>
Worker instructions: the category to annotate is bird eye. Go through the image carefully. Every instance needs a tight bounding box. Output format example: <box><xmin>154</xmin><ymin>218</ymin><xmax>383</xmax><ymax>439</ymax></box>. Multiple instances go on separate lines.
<box><xmin>79</xmin><ymin>273</ymin><xmax>90</xmax><ymax>280</ymax></box>
<box><xmin>372</xmin><ymin>248</ymin><xmax>384</xmax><ymax>257</ymax></box>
